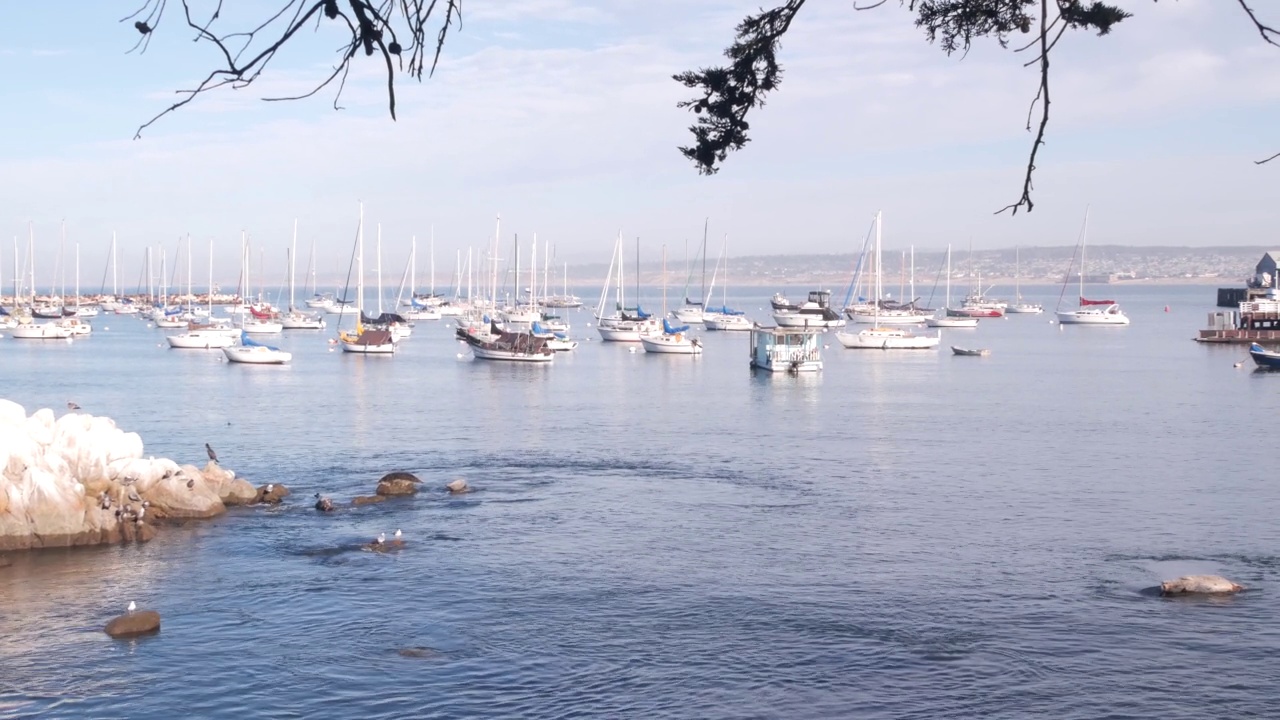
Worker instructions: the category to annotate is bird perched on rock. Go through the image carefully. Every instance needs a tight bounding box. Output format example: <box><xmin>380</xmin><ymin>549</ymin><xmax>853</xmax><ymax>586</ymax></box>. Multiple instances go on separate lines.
<box><xmin>128</xmin><ymin>490</ymin><xmax>141</xmax><ymax>503</ymax></box>
<box><xmin>376</xmin><ymin>532</ymin><xmax>386</xmax><ymax>545</ymax></box>
<box><xmin>266</xmin><ymin>483</ymin><xmax>274</xmax><ymax>494</ymax></box>
<box><xmin>66</xmin><ymin>401</ymin><xmax>81</xmax><ymax>410</ymax></box>
<box><xmin>205</xmin><ymin>443</ymin><xmax>218</xmax><ymax>464</ymax></box>
<box><xmin>186</xmin><ymin>478</ymin><xmax>195</xmax><ymax>489</ymax></box>
<box><xmin>394</xmin><ymin>528</ymin><xmax>402</xmax><ymax>539</ymax></box>
<box><xmin>127</xmin><ymin>601</ymin><xmax>137</xmax><ymax>614</ymax></box>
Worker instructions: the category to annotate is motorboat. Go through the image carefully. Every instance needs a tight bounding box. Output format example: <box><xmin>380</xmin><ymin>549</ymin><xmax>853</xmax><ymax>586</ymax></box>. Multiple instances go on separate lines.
<box><xmin>951</xmin><ymin>346</ymin><xmax>990</xmax><ymax>357</ymax></box>
<box><xmin>773</xmin><ymin>290</ymin><xmax>847</xmax><ymax>328</ymax></box>
<box><xmin>10</xmin><ymin>321</ymin><xmax>74</xmax><ymax>340</ymax></box>
<box><xmin>1249</xmin><ymin>343</ymin><xmax>1280</xmax><ymax>369</ymax></box>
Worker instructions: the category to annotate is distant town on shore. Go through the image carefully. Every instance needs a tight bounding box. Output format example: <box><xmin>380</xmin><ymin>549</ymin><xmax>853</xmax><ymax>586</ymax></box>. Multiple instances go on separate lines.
<box><xmin>565</xmin><ymin>245</ymin><xmax>1272</xmax><ymax>289</ymax></box>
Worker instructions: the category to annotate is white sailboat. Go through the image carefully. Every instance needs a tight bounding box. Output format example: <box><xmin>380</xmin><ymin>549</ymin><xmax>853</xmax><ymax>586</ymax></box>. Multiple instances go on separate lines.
<box><xmin>281</xmin><ymin>220</ymin><xmax>327</xmax><ymax>330</ymax></box>
<box><xmin>836</xmin><ymin>211</ymin><xmax>941</xmax><ymax>350</ymax></box>
<box><xmin>1055</xmin><ymin>209</ymin><xmax>1129</xmax><ymax>326</ymax></box>
<box><xmin>594</xmin><ymin>232</ymin><xmax>660</xmax><ymax>342</ymax></box>
<box><xmin>11</xmin><ymin>226</ymin><xmax>74</xmax><ymax>340</ymax></box>
<box><xmin>55</xmin><ymin>242</ymin><xmax>93</xmax><ymax>335</ymax></box>
<box><xmin>641</xmin><ymin>244</ymin><xmax>702</xmax><ymax>355</ymax></box>
<box><xmin>671</xmin><ymin>220</ymin><xmax>708</xmax><ymax>324</ymax></box>
<box><xmin>167</xmin><ymin>239</ymin><xmax>236</xmax><ymax>349</ymax></box>
<box><xmin>1006</xmin><ymin>245</ymin><xmax>1043</xmax><ymax>314</ymax></box>
<box><xmin>223</xmin><ymin>331</ymin><xmax>292</xmax><ymax>364</ymax></box>
<box><xmin>340</xmin><ymin>203</ymin><xmax>397</xmax><ymax>354</ymax></box>
<box><xmin>702</xmin><ymin>234</ymin><xmax>752</xmax><ymax>331</ymax></box>
<box><xmin>926</xmin><ymin>244</ymin><xmax>979</xmax><ymax>328</ymax></box>
<box><xmin>403</xmin><ymin>235</ymin><xmax>442</xmax><ymax>321</ymax></box>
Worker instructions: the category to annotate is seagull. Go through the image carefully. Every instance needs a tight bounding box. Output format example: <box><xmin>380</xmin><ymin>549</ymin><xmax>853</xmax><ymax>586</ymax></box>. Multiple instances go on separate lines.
<box><xmin>376</xmin><ymin>532</ymin><xmax>386</xmax><ymax>545</ymax></box>
<box><xmin>205</xmin><ymin>443</ymin><xmax>218</xmax><ymax>464</ymax></box>
<box><xmin>266</xmin><ymin>483</ymin><xmax>274</xmax><ymax>493</ymax></box>
<box><xmin>128</xmin><ymin>490</ymin><xmax>141</xmax><ymax>503</ymax></box>
<box><xmin>136</xmin><ymin>506</ymin><xmax>146</xmax><ymax>521</ymax></box>
<box><xmin>66</xmin><ymin>401</ymin><xmax>80</xmax><ymax>410</ymax></box>
<box><xmin>1234</xmin><ymin>361</ymin><xmax>1244</xmax><ymax>368</ymax></box>
<box><xmin>127</xmin><ymin>601</ymin><xmax>137</xmax><ymax>614</ymax></box>
<box><xmin>394</xmin><ymin>529</ymin><xmax>402</xmax><ymax>539</ymax></box>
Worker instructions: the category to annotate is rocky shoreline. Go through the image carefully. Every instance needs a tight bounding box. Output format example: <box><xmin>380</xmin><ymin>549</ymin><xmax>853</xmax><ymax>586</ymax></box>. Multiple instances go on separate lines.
<box><xmin>0</xmin><ymin>400</ymin><xmax>266</xmax><ymax>552</ymax></box>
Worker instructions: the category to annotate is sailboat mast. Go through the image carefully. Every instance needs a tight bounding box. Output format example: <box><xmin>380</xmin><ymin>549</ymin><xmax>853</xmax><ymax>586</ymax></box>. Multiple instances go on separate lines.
<box><xmin>946</xmin><ymin>244</ymin><xmax>952</xmax><ymax>309</ymax></box>
<box><xmin>75</xmin><ymin>241</ymin><xmax>80</xmax><ymax>311</ymax></box>
<box><xmin>357</xmin><ymin>203</ymin><xmax>365</xmax><ymax>318</ymax></box>
<box><xmin>616</xmin><ymin>231</ymin><xmax>624</xmax><ymax>312</ymax></box>
<box><xmin>290</xmin><ymin>219</ymin><xmax>298</xmax><ymax>311</ymax></box>
<box><xmin>208</xmin><ymin>238</ymin><xmax>214</xmax><ymax>317</ymax></box>
<box><xmin>410</xmin><ymin>235</ymin><xmax>417</xmax><ymax>301</ymax></box>
<box><xmin>376</xmin><ymin>223</ymin><xmax>383</xmax><ymax>315</ymax></box>
<box><xmin>530</xmin><ymin>233</ymin><xmax>537</xmax><ymax>308</ymax></box>
<box><xmin>701</xmin><ymin>218</ymin><xmax>708</xmax><ymax>305</ymax></box>
<box><xmin>874</xmin><ymin>211</ymin><xmax>883</xmax><ymax>324</ymax></box>
<box><xmin>1080</xmin><ymin>208</ymin><xmax>1089</xmax><ymax>301</ymax></box>
<box><xmin>543</xmin><ymin>240</ymin><xmax>550</xmax><ymax>306</ymax></box>
<box><xmin>635</xmin><ymin>237</ymin><xmax>640</xmax><ymax>312</ymax></box>
<box><xmin>429</xmin><ymin>226</ymin><xmax>435</xmax><ymax>297</ymax></box>
<box><xmin>111</xmin><ymin>231</ymin><xmax>118</xmax><ymax>297</ymax></box>
<box><xmin>661</xmin><ymin>243</ymin><xmax>667</xmax><ymax>317</ymax></box>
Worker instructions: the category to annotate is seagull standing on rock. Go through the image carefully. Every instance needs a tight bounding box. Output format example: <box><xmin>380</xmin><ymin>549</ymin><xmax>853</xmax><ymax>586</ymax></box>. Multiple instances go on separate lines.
<box><xmin>376</xmin><ymin>532</ymin><xmax>386</xmax><ymax>545</ymax></box>
<box><xmin>127</xmin><ymin>601</ymin><xmax>137</xmax><ymax>614</ymax></box>
<box><xmin>394</xmin><ymin>529</ymin><xmax>402</xmax><ymax>539</ymax></box>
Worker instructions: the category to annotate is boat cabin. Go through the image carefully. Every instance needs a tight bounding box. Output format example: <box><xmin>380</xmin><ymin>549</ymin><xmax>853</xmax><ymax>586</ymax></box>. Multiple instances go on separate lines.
<box><xmin>749</xmin><ymin>326</ymin><xmax>823</xmax><ymax>373</ymax></box>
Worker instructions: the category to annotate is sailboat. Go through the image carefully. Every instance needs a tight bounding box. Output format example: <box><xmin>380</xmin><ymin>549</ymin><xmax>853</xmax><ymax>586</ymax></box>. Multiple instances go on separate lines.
<box><xmin>1055</xmin><ymin>208</ymin><xmax>1129</xmax><ymax>326</ymax></box>
<box><xmin>223</xmin><ymin>331</ymin><xmax>292</xmax><ymax>364</ymax></box>
<box><xmin>403</xmin><ymin>235</ymin><xmax>443</xmax><ymax>321</ymax></box>
<box><xmin>594</xmin><ymin>232</ymin><xmax>660</xmax><ymax>341</ymax></box>
<box><xmin>672</xmin><ymin>220</ymin><xmax>708</xmax><ymax>323</ymax></box>
<box><xmin>702</xmin><ymin>234</ymin><xmax>752</xmax><ymax>331</ymax></box>
<box><xmin>11</xmin><ymin>226</ymin><xmax>74</xmax><ymax>340</ymax></box>
<box><xmin>836</xmin><ymin>211</ymin><xmax>941</xmax><ymax>349</ymax></box>
<box><xmin>339</xmin><ymin>203</ymin><xmax>398</xmax><ymax>354</ymax></box>
<box><xmin>281</xmin><ymin>220</ymin><xmax>327</xmax><ymax>330</ymax></box>
<box><xmin>642</xmin><ymin>244</ymin><xmax>702</xmax><ymax>355</ymax></box>
<box><xmin>1006</xmin><ymin>245</ymin><xmax>1043</xmax><ymax>314</ymax></box>
<box><xmin>54</xmin><ymin>241</ymin><xmax>93</xmax><ymax>335</ymax></box>
<box><xmin>926</xmin><ymin>245</ymin><xmax>978</xmax><ymax>328</ymax></box>
<box><xmin>167</xmin><ymin>238</ymin><xmax>236</xmax><ymax>349</ymax></box>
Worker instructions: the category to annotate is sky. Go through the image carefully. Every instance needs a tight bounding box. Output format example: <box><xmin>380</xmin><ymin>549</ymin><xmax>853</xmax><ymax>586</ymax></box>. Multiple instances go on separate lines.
<box><xmin>0</xmin><ymin>0</ymin><xmax>1277</xmax><ymax>286</ymax></box>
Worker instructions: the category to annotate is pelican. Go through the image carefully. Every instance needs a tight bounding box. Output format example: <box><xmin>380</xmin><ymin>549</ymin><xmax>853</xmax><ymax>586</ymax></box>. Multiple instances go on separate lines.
<box><xmin>127</xmin><ymin>601</ymin><xmax>137</xmax><ymax>614</ymax></box>
<box><xmin>205</xmin><ymin>443</ymin><xmax>218</xmax><ymax>464</ymax></box>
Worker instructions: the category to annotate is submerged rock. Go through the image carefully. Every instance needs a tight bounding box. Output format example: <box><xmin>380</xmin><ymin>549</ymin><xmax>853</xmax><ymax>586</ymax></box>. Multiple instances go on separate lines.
<box><xmin>445</xmin><ymin>478</ymin><xmax>470</xmax><ymax>494</ymax></box>
<box><xmin>1161</xmin><ymin>575</ymin><xmax>1244</xmax><ymax>595</ymax></box>
<box><xmin>255</xmin><ymin>484</ymin><xmax>289</xmax><ymax>504</ymax></box>
<box><xmin>351</xmin><ymin>495</ymin><xmax>386</xmax><ymax>506</ymax></box>
<box><xmin>314</xmin><ymin>495</ymin><xmax>335</xmax><ymax>512</ymax></box>
<box><xmin>376</xmin><ymin>475</ymin><xmax>419</xmax><ymax>496</ymax></box>
<box><xmin>397</xmin><ymin>646</ymin><xmax>442</xmax><ymax>659</ymax></box>
<box><xmin>104</xmin><ymin>609</ymin><xmax>161</xmax><ymax>638</ymax></box>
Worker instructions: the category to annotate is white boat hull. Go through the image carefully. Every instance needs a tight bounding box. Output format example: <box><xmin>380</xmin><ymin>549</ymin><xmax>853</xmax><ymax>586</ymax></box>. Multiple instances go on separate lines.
<box><xmin>242</xmin><ymin>321</ymin><xmax>284</xmax><ymax>334</ymax></box>
<box><xmin>1056</xmin><ymin>308</ymin><xmax>1129</xmax><ymax>325</ymax></box>
<box><xmin>281</xmin><ymin>314</ymin><xmax>326</xmax><ymax>330</ymax></box>
<box><xmin>10</xmin><ymin>322</ymin><xmax>74</xmax><ymax>340</ymax></box>
<box><xmin>1006</xmin><ymin>304</ymin><xmax>1043</xmax><ymax>314</ymax></box>
<box><xmin>925</xmin><ymin>315</ymin><xmax>978</xmax><ymax>328</ymax></box>
<box><xmin>325</xmin><ymin>305</ymin><xmax>361</xmax><ymax>315</ymax></box>
<box><xmin>845</xmin><ymin>311</ymin><xmax>925</xmax><ymax>325</ymax></box>
<box><xmin>703</xmin><ymin>315</ymin><xmax>752</xmax><ymax>331</ymax></box>
<box><xmin>167</xmin><ymin>331</ymin><xmax>236</xmax><ymax>349</ymax></box>
<box><xmin>640</xmin><ymin>335</ymin><xmax>702</xmax><ymax>354</ymax></box>
<box><xmin>836</xmin><ymin>328</ymin><xmax>940</xmax><ymax>349</ymax></box>
<box><xmin>223</xmin><ymin>346</ymin><xmax>292</xmax><ymax>364</ymax></box>
<box><xmin>471</xmin><ymin>346</ymin><xmax>555</xmax><ymax>362</ymax></box>
<box><xmin>340</xmin><ymin>340</ymin><xmax>396</xmax><ymax>354</ymax></box>
<box><xmin>671</xmin><ymin>308</ymin><xmax>704</xmax><ymax>323</ymax></box>
<box><xmin>772</xmin><ymin>313</ymin><xmax>846</xmax><ymax>328</ymax></box>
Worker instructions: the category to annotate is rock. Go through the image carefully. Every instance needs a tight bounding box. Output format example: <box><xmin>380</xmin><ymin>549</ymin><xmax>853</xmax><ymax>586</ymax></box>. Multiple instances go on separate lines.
<box><xmin>221</xmin><ymin>479</ymin><xmax>259</xmax><ymax>506</ymax></box>
<box><xmin>104</xmin><ymin>609</ymin><xmax>161</xmax><ymax>638</ymax></box>
<box><xmin>380</xmin><ymin>471</ymin><xmax>421</xmax><ymax>484</ymax></box>
<box><xmin>255</xmin><ymin>484</ymin><xmax>289</xmax><ymax>504</ymax></box>
<box><xmin>362</xmin><ymin>539</ymin><xmax>405</xmax><ymax>552</ymax></box>
<box><xmin>314</xmin><ymin>496</ymin><xmax>335</xmax><ymax>512</ymax></box>
<box><xmin>446</xmin><ymin>478</ymin><xmax>470</xmax><ymax>494</ymax></box>
<box><xmin>397</xmin><ymin>647</ymin><xmax>441</xmax><ymax>659</ymax></box>
<box><xmin>376</xmin><ymin>476</ymin><xmax>419</xmax><ymax>496</ymax></box>
<box><xmin>1160</xmin><ymin>575</ymin><xmax>1244</xmax><ymax>595</ymax></box>
<box><xmin>351</xmin><ymin>495</ymin><xmax>386</xmax><ymax>506</ymax></box>
<box><xmin>138</xmin><ymin>461</ymin><xmax>225</xmax><ymax>519</ymax></box>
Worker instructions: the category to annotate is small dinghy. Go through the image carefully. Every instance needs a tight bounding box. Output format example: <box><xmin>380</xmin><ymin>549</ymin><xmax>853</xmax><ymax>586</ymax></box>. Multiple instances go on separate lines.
<box><xmin>951</xmin><ymin>346</ymin><xmax>989</xmax><ymax>357</ymax></box>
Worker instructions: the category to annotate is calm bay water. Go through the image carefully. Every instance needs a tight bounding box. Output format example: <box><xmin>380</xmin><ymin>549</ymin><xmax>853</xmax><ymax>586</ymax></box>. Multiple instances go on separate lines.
<box><xmin>2</xmin><ymin>284</ymin><xmax>1278</xmax><ymax>718</ymax></box>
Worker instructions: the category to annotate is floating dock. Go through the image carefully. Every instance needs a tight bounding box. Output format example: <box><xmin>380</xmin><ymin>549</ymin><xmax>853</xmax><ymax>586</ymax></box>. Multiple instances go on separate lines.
<box><xmin>1196</xmin><ymin>300</ymin><xmax>1280</xmax><ymax>343</ymax></box>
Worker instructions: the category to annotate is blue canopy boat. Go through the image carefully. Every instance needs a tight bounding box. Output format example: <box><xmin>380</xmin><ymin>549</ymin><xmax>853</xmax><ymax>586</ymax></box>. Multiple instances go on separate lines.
<box><xmin>1249</xmin><ymin>343</ymin><xmax>1280</xmax><ymax>369</ymax></box>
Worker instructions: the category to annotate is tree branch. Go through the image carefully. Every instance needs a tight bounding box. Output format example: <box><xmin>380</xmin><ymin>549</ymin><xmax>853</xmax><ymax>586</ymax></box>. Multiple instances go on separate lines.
<box><xmin>1235</xmin><ymin>0</ymin><xmax>1280</xmax><ymax>47</ymax></box>
<box><xmin>997</xmin><ymin>0</ymin><xmax>1051</xmax><ymax>215</ymax></box>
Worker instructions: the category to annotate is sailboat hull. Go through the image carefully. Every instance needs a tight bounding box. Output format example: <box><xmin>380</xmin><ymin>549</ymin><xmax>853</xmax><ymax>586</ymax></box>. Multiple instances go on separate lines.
<box><xmin>10</xmin><ymin>322</ymin><xmax>74</xmax><ymax>340</ymax></box>
<box><xmin>223</xmin><ymin>346</ymin><xmax>292</xmax><ymax>364</ymax></box>
<box><xmin>640</xmin><ymin>334</ymin><xmax>702</xmax><ymax>354</ymax></box>
<box><xmin>836</xmin><ymin>328</ymin><xmax>940</xmax><ymax>349</ymax></box>
<box><xmin>167</xmin><ymin>331</ymin><xmax>235</xmax><ymax>349</ymax></box>
<box><xmin>703</xmin><ymin>315</ymin><xmax>752</xmax><ymax>331</ymax></box>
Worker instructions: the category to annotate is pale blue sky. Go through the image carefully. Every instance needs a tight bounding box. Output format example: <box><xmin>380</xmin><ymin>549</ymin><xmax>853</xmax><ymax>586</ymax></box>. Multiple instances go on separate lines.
<box><xmin>0</xmin><ymin>0</ymin><xmax>1276</xmax><ymax>284</ymax></box>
